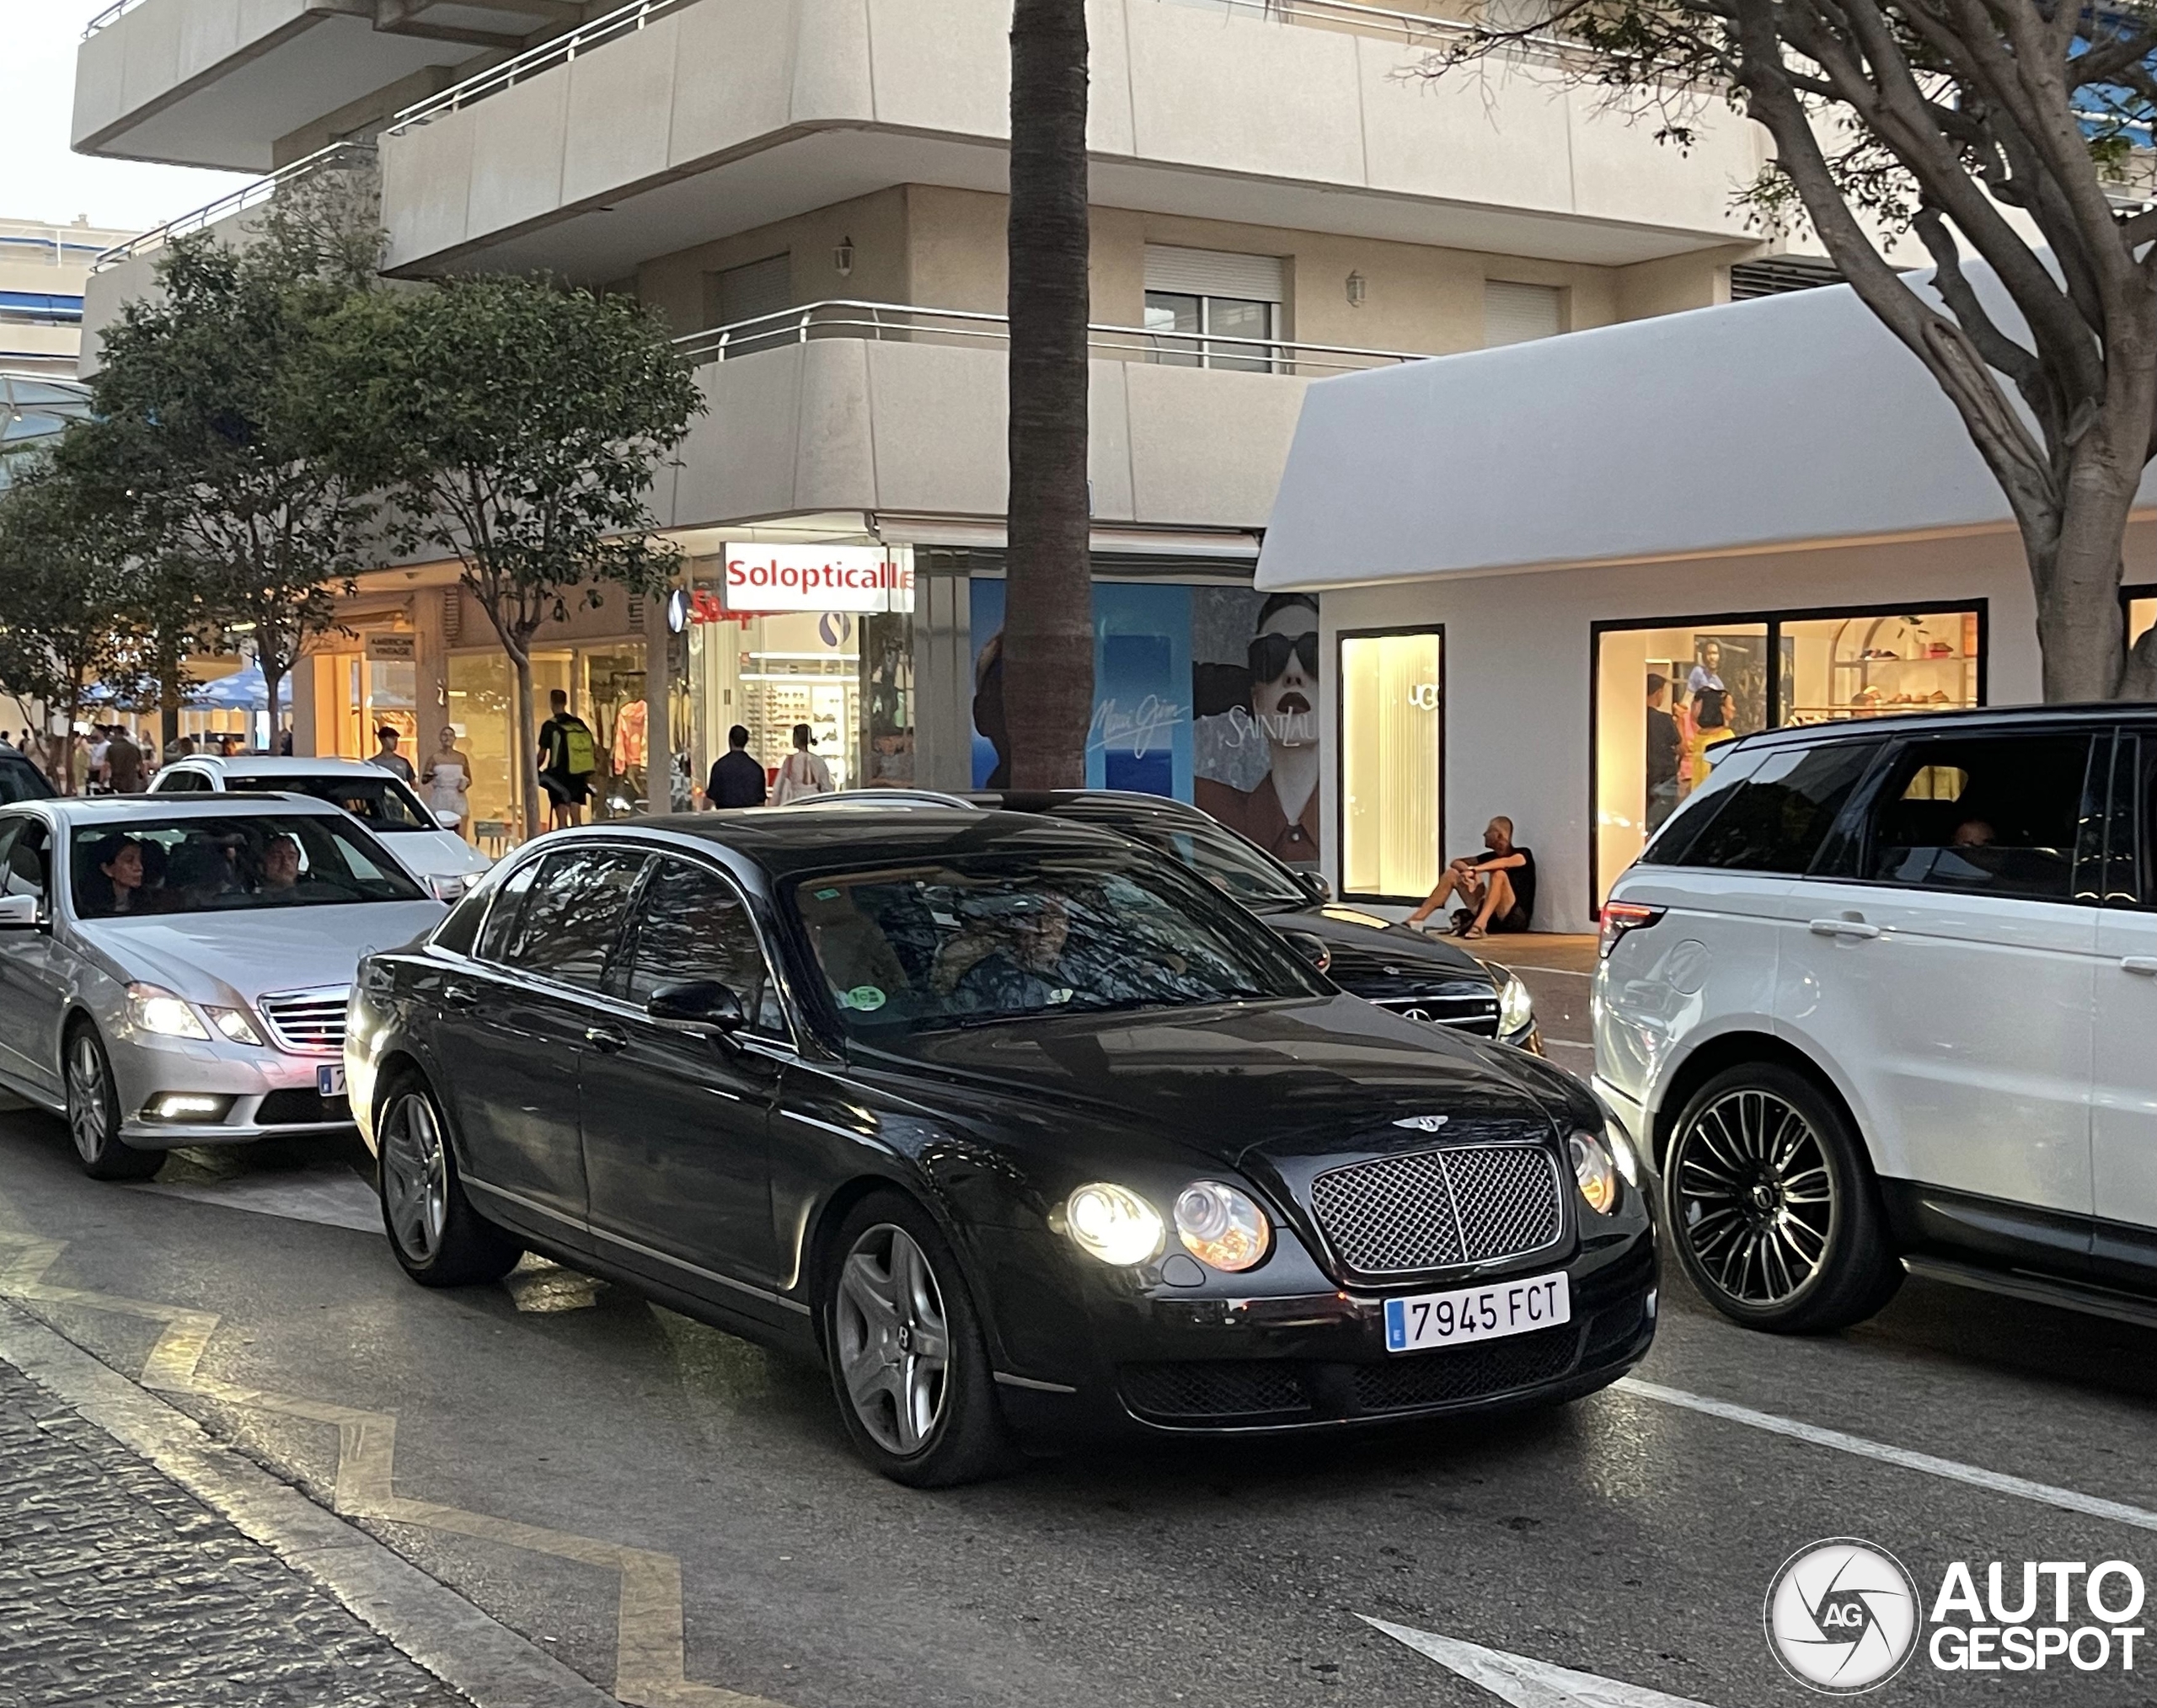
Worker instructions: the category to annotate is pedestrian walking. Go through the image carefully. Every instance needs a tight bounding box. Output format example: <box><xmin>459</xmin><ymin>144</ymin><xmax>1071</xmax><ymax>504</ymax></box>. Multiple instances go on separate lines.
<box><xmin>537</xmin><ymin>689</ymin><xmax>598</xmax><ymax>828</ymax></box>
<box><xmin>771</xmin><ymin>723</ymin><xmax>833</xmax><ymax>805</ymax></box>
<box><xmin>705</xmin><ymin>724</ymin><xmax>768</xmax><ymax>809</ymax></box>
<box><xmin>368</xmin><ymin>725</ymin><xmax>415</xmax><ymax>782</ymax></box>
<box><xmin>104</xmin><ymin>725</ymin><xmax>144</xmax><ymax>795</ymax></box>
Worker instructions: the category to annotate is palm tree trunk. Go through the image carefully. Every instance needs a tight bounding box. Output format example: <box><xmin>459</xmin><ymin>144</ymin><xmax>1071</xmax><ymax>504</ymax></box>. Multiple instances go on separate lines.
<box><xmin>1004</xmin><ymin>0</ymin><xmax>1094</xmax><ymax>788</ymax></box>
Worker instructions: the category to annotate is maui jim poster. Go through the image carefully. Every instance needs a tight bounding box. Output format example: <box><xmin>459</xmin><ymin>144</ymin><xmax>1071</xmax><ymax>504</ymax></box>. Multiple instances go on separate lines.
<box><xmin>968</xmin><ymin>581</ymin><xmax>1321</xmax><ymax>866</ymax></box>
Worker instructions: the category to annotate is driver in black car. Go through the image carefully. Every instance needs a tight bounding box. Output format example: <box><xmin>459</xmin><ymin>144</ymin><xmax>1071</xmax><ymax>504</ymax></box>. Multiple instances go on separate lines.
<box><xmin>944</xmin><ymin>894</ymin><xmax>1079</xmax><ymax>1012</ymax></box>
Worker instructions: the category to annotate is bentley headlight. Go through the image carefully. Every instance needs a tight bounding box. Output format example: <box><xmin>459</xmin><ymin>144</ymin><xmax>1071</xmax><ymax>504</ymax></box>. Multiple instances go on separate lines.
<box><xmin>1497</xmin><ymin>972</ymin><xmax>1534</xmax><ymax>1036</ymax></box>
<box><xmin>1174</xmin><ymin>1181</ymin><xmax>1271</xmax><ymax>1272</ymax></box>
<box><xmin>127</xmin><ymin>983</ymin><xmax>208</xmax><ymax>1041</ymax></box>
<box><xmin>1570</xmin><ymin>1130</ymin><xmax>1620</xmax><ymax>1216</ymax></box>
<box><xmin>1063</xmin><ymin>1183</ymin><xmax>1164</xmax><ymax>1266</ymax></box>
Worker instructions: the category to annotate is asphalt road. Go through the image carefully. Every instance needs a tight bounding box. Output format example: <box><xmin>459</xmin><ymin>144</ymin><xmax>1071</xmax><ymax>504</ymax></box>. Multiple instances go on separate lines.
<box><xmin>4</xmin><ymin>944</ymin><xmax>2157</xmax><ymax>1708</ymax></box>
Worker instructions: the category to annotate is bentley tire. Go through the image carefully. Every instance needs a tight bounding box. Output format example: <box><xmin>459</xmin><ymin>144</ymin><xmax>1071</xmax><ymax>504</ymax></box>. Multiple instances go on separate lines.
<box><xmin>377</xmin><ymin>1075</ymin><xmax>522</xmax><ymax>1287</ymax></box>
<box><xmin>824</xmin><ymin>1192</ymin><xmax>1014</xmax><ymax>1487</ymax></box>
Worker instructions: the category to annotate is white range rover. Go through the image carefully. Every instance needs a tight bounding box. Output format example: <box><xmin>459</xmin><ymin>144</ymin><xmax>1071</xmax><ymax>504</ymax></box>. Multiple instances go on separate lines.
<box><xmin>1594</xmin><ymin>706</ymin><xmax>2153</xmax><ymax>1334</ymax></box>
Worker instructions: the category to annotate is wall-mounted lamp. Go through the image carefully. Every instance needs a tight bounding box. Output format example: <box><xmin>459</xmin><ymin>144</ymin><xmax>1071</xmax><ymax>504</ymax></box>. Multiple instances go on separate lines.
<box><xmin>834</xmin><ymin>236</ymin><xmax>854</xmax><ymax>278</ymax></box>
<box><xmin>1345</xmin><ymin>270</ymin><xmax>1367</xmax><ymax>308</ymax></box>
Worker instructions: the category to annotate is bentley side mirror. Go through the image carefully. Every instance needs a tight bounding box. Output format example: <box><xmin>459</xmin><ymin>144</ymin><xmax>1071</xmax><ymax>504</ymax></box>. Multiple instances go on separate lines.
<box><xmin>1277</xmin><ymin>929</ymin><xmax>1332</xmax><ymax>975</ymax></box>
<box><xmin>1295</xmin><ymin>869</ymin><xmax>1332</xmax><ymax>903</ymax></box>
<box><xmin>434</xmin><ymin>809</ymin><xmax>464</xmax><ymax>831</ymax></box>
<box><xmin>646</xmin><ymin>979</ymin><xmax>746</xmax><ymax>1034</ymax></box>
<box><xmin>0</xmin><ymin>894</ymin><xmax>41</xmax><ymax>931</ymax></box>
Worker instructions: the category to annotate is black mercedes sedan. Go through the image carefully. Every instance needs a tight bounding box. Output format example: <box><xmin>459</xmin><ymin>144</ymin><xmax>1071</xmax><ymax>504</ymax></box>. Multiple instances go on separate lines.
<box><xmin>787</xmin><ymin>789</ymin><xmax>1543</xmax><ymax>1051</ymax></box>
<box><xmin>347</xmin><ymin>810</ymin><xmax>1654</xmax><ymax>1486</ymax></box>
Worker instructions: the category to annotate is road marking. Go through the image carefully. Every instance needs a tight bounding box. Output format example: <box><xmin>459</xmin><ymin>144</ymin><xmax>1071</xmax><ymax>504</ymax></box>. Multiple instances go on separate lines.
<box><xmin>0</xmin><ymin>1297</ymin><xmax>622</xmax><ymax>1708</ymax></box>
<box><xmin>0</xmin><ymin>1229</ymin><xmax>783</xmax><ymax>1707</ymax></box>
<box><xmin>1512</xmin><ymin>965</ymin><xmax>1593</xmax><ymax>978</ymax></box>
<box><xmin>132</xmin><ymin>1168</ymin><xmax>384</xmax><ymax>1235</ymax></box>
<box><xmin>1362</xmin><ymin>1617</ymin><xmax>1719</xmax><ymax>1707</ymax></box>
<box><xmin>1617</xmin><ymin>1377</ymin><xmax>2157</xmax><ymax>1534</ymax></box>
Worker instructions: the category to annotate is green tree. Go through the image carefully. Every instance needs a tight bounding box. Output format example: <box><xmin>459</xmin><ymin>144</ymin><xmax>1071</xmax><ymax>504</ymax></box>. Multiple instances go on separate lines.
<box><xmin>0</xmin><ymin>460</ymin><xmax>155</xmax><ymax>792</ymax></box>
<box><xmin>1437</xmin><ymin>0</ymin><xmax>2157</xmax><ymax>700</ymax></box>
<box><xmin>83</xmin><ymin>196</ymin><xmax>382</xmax><ymax>739</ymax></box>
<box><xmin>315</xmin><ymin>276</ymin><xmax>702</xmax><ymax>837</ymax></box>
<box><xmin>1005</xmin><ymin>0</ymin><xmax>1096</xmax><ymax>783</ymax></box>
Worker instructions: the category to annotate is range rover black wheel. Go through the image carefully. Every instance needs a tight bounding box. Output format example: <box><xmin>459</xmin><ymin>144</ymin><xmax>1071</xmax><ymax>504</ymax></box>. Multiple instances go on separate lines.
<box><xmin>822</xmin><ymin>1191</ymin><xmax>1014</xmax><ymax>1488</ymax></box>
<box><xmin>377</xmin><ymin>1075</ymin><xmax>522</xmax><ymax>1287</ymax></box>
<box><xmin>64</xmin><ymin>1022</ymin><xmax>159</xmax><ymax>1181</ymax></box>
<box><xmin>1662</xmin><ymin>1062</ymin><xmax>1902</xmax><ymax>1334</ymax></box>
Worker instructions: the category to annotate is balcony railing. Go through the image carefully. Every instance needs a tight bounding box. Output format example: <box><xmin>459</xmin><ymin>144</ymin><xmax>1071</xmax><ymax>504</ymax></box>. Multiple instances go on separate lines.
<box><xmin>93</xmin><ymin>141</ymin><xmax>377</xmax><ymax>275</ymax></box>
<box><xmin>673</xmin><ymin>300</ymin><xmax>1427</xmax><ymax>376</ymax></box>
<box><xmin>83</xmin><ymin>0</ymin><xmax>147</xmax><ymax>37</ymax></box>
<box><xmin>386</xmin><ymin>0</ymin><xmax>694</xmax><ymax>133</ymax></box>
<box><xmin>383</xmin><ymin>0</ymin><xmax>1529</xmax><ymax>137</ymax></box>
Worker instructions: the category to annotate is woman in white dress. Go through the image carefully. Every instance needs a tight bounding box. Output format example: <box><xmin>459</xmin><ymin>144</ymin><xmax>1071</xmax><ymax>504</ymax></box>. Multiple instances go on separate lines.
<box><xmin>420</xmin><ymin>726</ymin><xmax>474</xmax><ymax>839</ymax></box>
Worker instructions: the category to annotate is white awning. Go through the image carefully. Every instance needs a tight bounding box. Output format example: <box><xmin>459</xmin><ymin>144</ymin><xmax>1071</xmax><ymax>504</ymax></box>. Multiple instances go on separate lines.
<box><xmin>1255</xmin><ymin>268</ymin><xmax>2157</xmax><ymax>591</ymax></box>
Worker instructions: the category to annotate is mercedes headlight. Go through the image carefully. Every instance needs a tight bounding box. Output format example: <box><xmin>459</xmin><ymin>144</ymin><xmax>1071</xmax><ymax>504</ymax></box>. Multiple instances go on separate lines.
<box><xmin>1174</xmin><ymin>1181</ymin><xmax>1271</xmax><ymax>1272</ymax></box>
<box><xmin>427</xmin><ymin>874</ymin><xmax>467</xmax><ymax>902</ymax></box>
<box><xmin>127</xmin><ymin>983</ymin><xmax>208</xmax><ymax>1041</ymax></box>
<box><xmin>1062</xmin><ymin>1183</ymin><xmax>1164</xmax><ymax>1266</ymax></box>
<box><xmin>1570</xmin><ymin>1130</ymin><xmax>1620</xmax><ymax>1216</ymax></box>
<box><xmin>1496</xmin><ymin>972</ymin><xmax>1534</xmax><ymax>1036</ymax></box>
<box><xmin>204</xmin><ymin>1005</ymin><xmax>264</xmax><ymax>1047</ymax></box>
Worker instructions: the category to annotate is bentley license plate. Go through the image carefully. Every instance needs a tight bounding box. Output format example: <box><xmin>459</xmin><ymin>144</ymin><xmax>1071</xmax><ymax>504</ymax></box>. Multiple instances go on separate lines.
<box><xmin>1383</xmin><ymin>1272</ymin><xmax>1570</xmax><ymax>1353</ymax></box>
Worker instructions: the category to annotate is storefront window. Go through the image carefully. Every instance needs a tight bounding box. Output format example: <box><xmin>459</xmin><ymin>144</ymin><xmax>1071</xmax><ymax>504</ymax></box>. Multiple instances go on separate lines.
<box><xmin>1594</xmin><ymin>603</ymin><xmax>1983</xmax><ymax>903</ymax></box>
<box><xmin>447</xmin><ymin>651</ymin><xmax>518</xmax><ymax>846</ymax></box>
<box><xmin>1339</xmin><ymin>629</ymin><xmax>1443</xmax><ymax>902</ymax></box>
<box><xmin>2127</xmin><ymin>589</ymin><xmax>2156</xmax><ymax>651</ymax></box>
<box><xmin>684</xmin><ymin>552</ymin><xmax>918</xmax><ymax>801</ymax></box>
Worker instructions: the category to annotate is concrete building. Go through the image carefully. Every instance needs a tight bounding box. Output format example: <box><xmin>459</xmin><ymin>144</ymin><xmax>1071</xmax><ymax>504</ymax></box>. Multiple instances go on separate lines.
<box><xmin>76</xmin><ymin>0</ymin><xmax>1839</xmax><ymax>848</ymax></box>
<box><xmin>3</xmin><ymin>218</ymin><xmax>134</xmax><ymax>377</ymax></box>
<box><xmin>1255</xmin><ymin>267</ymin><xmax>2153</xmax><ymax>930</ymax></box>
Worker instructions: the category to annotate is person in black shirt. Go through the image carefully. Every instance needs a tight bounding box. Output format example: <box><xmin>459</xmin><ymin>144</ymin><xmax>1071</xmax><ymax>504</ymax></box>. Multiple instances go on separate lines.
<box><xmin>1646</xmin><ymin>672</ymin><xmax>1682</xmax><ymax>833</ymax></box>
<box><xmin>1405</xmin><ymin>817</ymin><xmax>1537</xmax><ymax>939</ymax></box>
<box><xmin>705</xmin><ymin>725</ymin><xmax>768</xmax><ymax>809</ymax></box>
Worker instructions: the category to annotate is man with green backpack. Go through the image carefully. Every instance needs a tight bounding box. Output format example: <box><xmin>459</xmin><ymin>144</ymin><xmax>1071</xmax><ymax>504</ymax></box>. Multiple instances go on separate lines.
<box><xmin>537</xmin><ymin>688</ymin><xmax>599</xmax><ymax>829</ymax></box>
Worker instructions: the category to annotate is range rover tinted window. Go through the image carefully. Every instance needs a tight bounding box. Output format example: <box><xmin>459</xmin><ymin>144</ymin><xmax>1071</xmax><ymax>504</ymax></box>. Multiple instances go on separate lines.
<box><xmin>1862</xmin><ymin>734</ymin><xmax>2096</xmax><ymax>902</ymax></box>
<box><xmin>1669</xmin><ymin>740</ymin><xmax>1883</xmax><ymax>875</ymax></box>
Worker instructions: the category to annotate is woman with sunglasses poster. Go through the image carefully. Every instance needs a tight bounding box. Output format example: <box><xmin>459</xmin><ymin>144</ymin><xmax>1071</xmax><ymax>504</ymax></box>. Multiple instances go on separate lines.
<box><xmin>1195</xmin><ymin>593</ymin><xmax>1321</xmax><ymax>865</ymax></box>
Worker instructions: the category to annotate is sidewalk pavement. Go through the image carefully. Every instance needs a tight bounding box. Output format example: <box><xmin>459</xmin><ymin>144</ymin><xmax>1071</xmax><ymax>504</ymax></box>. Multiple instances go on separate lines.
<box><xmin>0</xmin><ymin>1356</ymin><xmax>469</xmax><ymax>1708</ymax></box>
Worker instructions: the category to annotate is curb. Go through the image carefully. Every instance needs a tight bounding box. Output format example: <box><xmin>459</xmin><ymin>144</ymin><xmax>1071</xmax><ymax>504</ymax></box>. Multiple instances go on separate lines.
<box><xmin>0</xmin><ymin>1297</ymin><xmax>624</xmax><ymax>1708</ymax></box>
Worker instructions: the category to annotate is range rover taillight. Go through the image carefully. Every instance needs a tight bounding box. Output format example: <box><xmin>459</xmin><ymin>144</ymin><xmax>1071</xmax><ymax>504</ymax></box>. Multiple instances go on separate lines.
<box><xmin>1598</xmin><ymin>902</ymin><xmax>1665</xmax><ymax>960</ymax></box>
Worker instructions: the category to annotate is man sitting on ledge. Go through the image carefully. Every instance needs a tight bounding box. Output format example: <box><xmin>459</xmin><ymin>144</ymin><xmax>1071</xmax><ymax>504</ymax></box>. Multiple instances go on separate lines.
<box><xmin>1404</xmin><ymin>817</ymin><xmax>1536</xmax><ymax>940</ymax></box>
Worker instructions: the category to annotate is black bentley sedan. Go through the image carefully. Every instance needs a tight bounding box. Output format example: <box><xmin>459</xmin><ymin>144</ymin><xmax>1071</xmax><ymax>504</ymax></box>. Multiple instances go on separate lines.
<box><xmin>786</xmin><ymin>789</ymin><xmax>1543</xmax><ymax>1051</ymax></box>
<box><xmin>347</xmin><ymin>811</ymin><xmax>1654</xmax><ymax>1486</ymax></box>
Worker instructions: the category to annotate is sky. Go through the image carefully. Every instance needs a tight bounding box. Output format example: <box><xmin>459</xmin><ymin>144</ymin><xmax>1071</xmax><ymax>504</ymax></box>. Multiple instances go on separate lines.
<box><xmin>3</xmin><ymin>0</ymin><xmax>254</xmax><ymax>233</ymax></box>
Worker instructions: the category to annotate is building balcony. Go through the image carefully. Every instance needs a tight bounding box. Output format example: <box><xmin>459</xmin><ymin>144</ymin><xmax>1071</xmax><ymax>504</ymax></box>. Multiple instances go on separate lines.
<box><xmin>78</xmin><ymin>141</ymin><xmax>377</xmax><ymax>372</ymax></box>
<box><xmin>72</xmin><ymin>0</ymin><xmax>578</xmax><ymax>172</ymax></box>
<box><xmin>377</xmin><ymin>0</ymin><xmax>1769</xmax><ymax>280</ymax></box>
<box><xmin>656</xmin><ymin>300</ymin><xmax>1410</xmax><ymax>536</ymax></box>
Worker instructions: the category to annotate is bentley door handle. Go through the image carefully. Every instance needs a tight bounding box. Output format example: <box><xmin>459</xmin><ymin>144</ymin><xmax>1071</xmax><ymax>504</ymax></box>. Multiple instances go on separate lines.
<box><xmin>2122</xmin><ymin>957</ymin><xmax>2157</xmax><ymax>977</ymax></box>
<box><xmin>443</xmin><ymin>983</ymin><xmax>480</xmax><ymax>1009</ymax></box>
<box><xmin>1807</xmin><ymin>918</ymin><xmax>1881</xmax><ymax>940</ymax></box>
<box><xmin>585</xmin><ymin>1025</ymin><xmax>629</xmax><ymax>1053</ymax></box>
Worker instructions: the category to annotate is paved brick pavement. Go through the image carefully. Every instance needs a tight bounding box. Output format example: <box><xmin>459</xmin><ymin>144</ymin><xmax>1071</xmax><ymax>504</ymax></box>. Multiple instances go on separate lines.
<box><xmin>0</xmin><ymin>1359</ymin><xmax>470</xmax><ymax>1708</ymax></box>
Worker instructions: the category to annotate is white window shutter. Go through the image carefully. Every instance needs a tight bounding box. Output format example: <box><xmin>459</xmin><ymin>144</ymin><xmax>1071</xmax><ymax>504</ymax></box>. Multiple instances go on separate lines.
<box><xmin>1143</xmin><ymin>245</ymin><xmax>1285</xmax><ymax>303</ymax></box>
<box><xmin>1484</xmin><ymin>281</ymin><xmax>1563</xmax><ymax>346</ymax></box>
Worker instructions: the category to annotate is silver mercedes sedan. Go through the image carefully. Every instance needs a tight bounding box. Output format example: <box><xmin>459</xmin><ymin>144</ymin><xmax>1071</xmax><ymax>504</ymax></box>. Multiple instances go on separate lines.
<box><xmin>0</xmin><ymin>795</ymin><xmax>447</xmax><ymax>1178</ymax></box>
